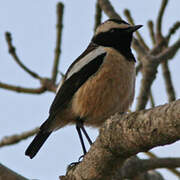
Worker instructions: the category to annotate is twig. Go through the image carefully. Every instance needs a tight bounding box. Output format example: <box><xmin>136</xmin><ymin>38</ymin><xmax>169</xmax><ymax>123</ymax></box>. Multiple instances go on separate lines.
<box><xmin>157</xmin><ymin>37</ymin><xmax>180</xmax><ymax>62</ymax></box>
<box><xmin>148</xmin><ymin>20</ymin><xmax>156</xmax><ymax>45</ymax></box>
<box><xmin>94</xmin><ymin>1</ymin><xmax>102</xmax><ymax>32</ymax></box>
<box><xmin>161</xmin><ymin>61</ymin><xmax>176</xmax><ymax>102</ymax></box>
<box><xmin>0</xmin><ymin>81</ymin><xmax>46</xmax><ymax>94</ymax></box>
<box><xmin>156</xmin><ymin>0</ymin><xmax>169</xmax><ymax>35</ymax></box>
<box><xmin>0</xmin><ymin>127</ymin><xmax>39</xmax><ymax>147</ymax></box>
<box><xmin>166</xmin><ymin>21</ymin><xmax>180</xmax><ymax>42</ymax></box>
<box><xmin>124</xmin><ymin>9</ymin><xmax>149</xmax><ymax>50</ymax></box>
<box><xmin>51</xmin><ymin>2</ymin><xmax>64</xmax><ymax>83</ymax></box>
<box><xmin>149</xmin><ymin>90</ymin><xmax>155</xmax><ymax>107</ymax></box>
<box><xmin>5</xmin><ymin>32</ymin><xmax>41</xmax><ymax>80</ymax></box>
<box><xmin>98</xmin><ymin>0</ymin><xmax>121</xmax><ymax>19</ymax></box>
<box><xmin>145</xmin><ymin>152</ymin><xmax>180</xmax><ymax>178</ymax></box>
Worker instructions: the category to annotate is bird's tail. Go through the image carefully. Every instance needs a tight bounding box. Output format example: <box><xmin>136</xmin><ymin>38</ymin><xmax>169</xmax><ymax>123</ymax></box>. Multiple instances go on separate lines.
<box><xmin>25</xmin><ymin>130</ymin><xmax>52</xmax><ymax>159</ymax></box>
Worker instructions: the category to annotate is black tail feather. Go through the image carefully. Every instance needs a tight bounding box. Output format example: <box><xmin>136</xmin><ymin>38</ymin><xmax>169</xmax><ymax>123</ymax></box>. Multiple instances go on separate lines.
<box><xmin>25</xmin><ymin>130</ymin><xmax>52</xmax><ymax>159</ymax></box>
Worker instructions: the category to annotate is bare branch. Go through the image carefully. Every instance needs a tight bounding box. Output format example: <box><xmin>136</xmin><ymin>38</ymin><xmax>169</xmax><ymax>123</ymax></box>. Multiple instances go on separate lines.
<box><xmin>0</xmin><ymin>81</ymin><xmax>46</xmax><ymax>94</ymax></box>
<box><xmin>60</xmin><ymin>99</ymin><xmax>180</xmax><ymax>180</ymax></box>
<box><xmin>94</xmin><ymin>1</ymin><xmax>102</xmax><ymax>32</ymax></box>
<box><xmin>156</xmin><ymin>0</ymin><xmax>168</xmax><ymax>35</ymax></box>
<box><xmin>51</xmin><ymin>2</ymin><xmax>64</xmax><ymax>83</ymax></box>
<box><xmin>149</xmin><ymin>90</ymin><xmax>155</xmax><ymax>108</ymax></box>
<box><xmin>0</xmin><ymin>127</ymin><xmax>39</xmax><ymax>147</ymax></box>
<box><xmin>0</xmin><ymin>163</ymin><xmax>28</xmax><ymax>180</ymax></box>
<box><xmin>5</xmin><ymin>32</ymin><xmax>41</xmax><ymax>80</ymax></box>
<box><xmin>98</xmin><ymin>0</ymin><xmax>121</xmax><ymax>19</ymax></box>
<box><xmin>121</xmin><ymin>157</ymin><xmax>180</xmax><ymax>179</ymax></box>
<box><xmin>162</xmin><ymin>61</ymin><xmax>176</xmax><ymax>102</ymax></box>
<box><xmin>124</xmin><ymin>9</ymin><xmax>149</xmax><ymax>51</ymax></box>
<box><xmin>166</xmin><ymin>21</ymin><xmax>180</xmax><ymax>42</ymax></box>
<box><xmin>157</xmin><ymin>37</ymin><xmax>180</xmax><ymax>62</ymax></box>
<box><xmin>146</xmin><ymin>152</ymin><xmax>180</xmax><ymax>178</ymax></box>
<box><xmin>148</xmin><ymin>20</ymin><xmax>156</xmax><ymax>45</ymax></box>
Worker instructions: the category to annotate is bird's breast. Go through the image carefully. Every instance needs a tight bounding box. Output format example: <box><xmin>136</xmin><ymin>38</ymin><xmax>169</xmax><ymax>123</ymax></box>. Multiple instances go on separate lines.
<box><xmin>72</xmin><ymin>48</ymin><xmax>135</xmax><ymax>127</ymax></box>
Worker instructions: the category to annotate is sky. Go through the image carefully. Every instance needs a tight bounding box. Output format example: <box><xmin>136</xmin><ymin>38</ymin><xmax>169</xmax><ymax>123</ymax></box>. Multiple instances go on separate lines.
<box><xmin>0</xmin><ymin>0</ymin><xmax>180</xmax><ymax>179</ymax></box>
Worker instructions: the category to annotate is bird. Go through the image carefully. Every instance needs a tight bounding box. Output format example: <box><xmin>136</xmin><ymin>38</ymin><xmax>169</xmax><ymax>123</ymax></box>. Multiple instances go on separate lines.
<box><xmin>25</xmin><ymin>19</ymin><xmax>142</xmax><ymax>159</ymax></box>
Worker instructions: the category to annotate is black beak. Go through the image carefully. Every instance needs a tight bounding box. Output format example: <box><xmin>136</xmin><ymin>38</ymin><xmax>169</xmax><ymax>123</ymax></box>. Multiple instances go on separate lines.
<box><xmin>127</xmin><ymin>25</ymin><xmax>143</xmax><ymax>33</ymax></box>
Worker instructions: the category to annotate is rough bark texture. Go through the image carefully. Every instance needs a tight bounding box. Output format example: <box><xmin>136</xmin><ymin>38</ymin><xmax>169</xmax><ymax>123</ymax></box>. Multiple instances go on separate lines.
<box><xmin>60</xmin><ymin>99</ymin><xmax>180</xmax><ymax>180</ymax></box>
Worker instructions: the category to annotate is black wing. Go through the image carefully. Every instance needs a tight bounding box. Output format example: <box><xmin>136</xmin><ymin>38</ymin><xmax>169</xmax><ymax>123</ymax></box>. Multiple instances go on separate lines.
<box><xmin>49</xmin><ymin>52</ymin><xmax>107</xmax><ymax>116</ymax></box>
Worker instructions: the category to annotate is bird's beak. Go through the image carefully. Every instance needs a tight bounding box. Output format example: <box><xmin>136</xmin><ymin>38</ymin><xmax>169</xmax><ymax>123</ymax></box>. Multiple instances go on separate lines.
<box><xmin>127</xmin><ymin>25</ymin><xmax>143</xmax><ymax>33</ymax></box>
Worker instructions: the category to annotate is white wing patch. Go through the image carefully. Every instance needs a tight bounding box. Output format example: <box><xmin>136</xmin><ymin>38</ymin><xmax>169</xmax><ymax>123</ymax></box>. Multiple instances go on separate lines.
<box><xmin>65</xmin><ymin>46</ymin><xmax>106</xmax><ymax>80</ymax></box>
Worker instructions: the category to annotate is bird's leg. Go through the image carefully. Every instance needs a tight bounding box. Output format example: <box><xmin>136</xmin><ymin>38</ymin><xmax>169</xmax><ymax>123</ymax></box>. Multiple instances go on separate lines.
<box><xmin>76</xmin><ymin>122</ymin><xmax>87</xmax><ymax>155</ymax></box>
<box><xmin>79</xmin><ymin>122</ymin><xmax>92</xmax><ymax>145</ymax></box>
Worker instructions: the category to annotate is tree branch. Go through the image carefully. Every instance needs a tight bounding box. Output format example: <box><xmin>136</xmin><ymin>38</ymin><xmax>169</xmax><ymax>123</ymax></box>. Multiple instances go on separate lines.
<box><xmin>94</xmin><ymin>1</ymin><xmax>102</xmax><ymax>32</ymax></box>
<box><xmin>5</xmin><ymin>32</ymin><xmax>41</xmax><ymax>80</ymax></box>
<box><xmin>162</xmin><ymin>60</ymin><xmax>176</xmax><ymax>102</ymax></box>
<box><xmin>157</xmin><ymin>37</ymin><xmax>180</xmax><ymax>62</ymax></box>
<box><xmin>148</xmin><ymin>20</ymin><xmax>156</xmax><ymax>45</ymax></box>
<box><xmin>60</xmin><ymin>99</ymin><xmax>180</xmax><ymax>180</ymax></box>
<box><xmin>51</xmin><ymin>2</ymin><xmax>64</xmax><ymax>83</ymax></box>
<box><xmin>121</xmin><ymin>157</ymin><xmax>180</xmax><ymax>179</ymax></box>
<box><xmin>0</xmin><ymin>163</ymin><xmax>28</xmax><ymax>180</ymax></box>
<box><xmin>98</xmin><ymin>0</ymin><xmax>121</xmax><ymax>19</ymax></box>
<box><xmin>0</xmin><ymin>81</ymin><xmax>46</xmax><ymax>94</ymax></box>
<box><xmin>146</xmin><ymin>152</ymin><xmax>180</xmax><ymax>177</ymax></box>
<box><xmin>0</xmin><ymin>127</ymin><xmax>39</xmax><ymax>147</ymax></box>
<box><xmin>124</xmin><ymin>9</ymin><xmax>149</xmax><ymax>51</ymax></box>
<box><xmin>156</xmin><ymin>0</ymin><xmax>168</xmax><ymax>36</ymax></box>
<box><xmin>166</xmin><ymin>21</ymin><xmax>180</xmax><ymax>42</ymax></box>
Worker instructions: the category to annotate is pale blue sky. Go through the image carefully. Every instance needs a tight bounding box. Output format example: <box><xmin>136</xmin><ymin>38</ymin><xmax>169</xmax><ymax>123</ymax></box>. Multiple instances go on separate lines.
<box><xmin>0</xmin><ymin>0</ymin><xmax>180</xmax><ymax>179</ymax></box>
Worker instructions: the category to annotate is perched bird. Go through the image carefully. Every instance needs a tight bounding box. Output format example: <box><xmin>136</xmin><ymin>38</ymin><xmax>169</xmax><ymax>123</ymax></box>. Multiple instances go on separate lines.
<box><xmin>25</xmin><ymin>19</ymin><xmax>142</xmax><ymax>159</ymax></box>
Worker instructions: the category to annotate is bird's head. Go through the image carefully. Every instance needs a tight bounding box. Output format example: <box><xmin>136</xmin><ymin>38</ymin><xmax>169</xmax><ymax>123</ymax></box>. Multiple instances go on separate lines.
<box><xmin>92</xmin><ymin>19</ymin><xmax>142</xmax><ymax>48</ymax></box>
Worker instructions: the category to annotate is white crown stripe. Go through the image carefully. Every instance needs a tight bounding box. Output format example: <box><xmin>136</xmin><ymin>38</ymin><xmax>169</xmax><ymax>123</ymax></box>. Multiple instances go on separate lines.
<box><xmin>66</xmin><ymin>46</ymin><xmax>105</xmax><ymax>80</ymax></box>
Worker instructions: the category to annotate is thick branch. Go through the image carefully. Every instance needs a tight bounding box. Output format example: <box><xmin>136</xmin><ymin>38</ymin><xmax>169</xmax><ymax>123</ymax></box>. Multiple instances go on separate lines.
<box><xmin>51</xmin><ymin>3</ymin><xmax>64</xmax><ymax>83</ymax></box>
<box><xmin>60</xmin><ymin>99</ymin><xmax>180</xmax><ymax>180</ymax></box>
<box><xmin>0</xmin><ymin>163</ymin><xmax>28</xmax><ymax>180</ymax></box>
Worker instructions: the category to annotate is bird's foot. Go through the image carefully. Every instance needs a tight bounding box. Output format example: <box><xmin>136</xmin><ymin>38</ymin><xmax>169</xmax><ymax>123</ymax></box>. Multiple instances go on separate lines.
<box><xmin>67</xmin><ymin>154</ymin><xmax>85</xmax><ymax>171</ymax></box>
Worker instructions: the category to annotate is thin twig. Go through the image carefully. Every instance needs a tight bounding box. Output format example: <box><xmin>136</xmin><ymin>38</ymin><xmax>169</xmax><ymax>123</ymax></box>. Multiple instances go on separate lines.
<box><xmin>149</xmin><ymin>90</ymin><xmax>155</xmax><ymax>107</ymax></box>
<box><xmin>157</xmin><ymin>37</ymin><xmax>180</xmax><ymax>62</ymax></box>
<box><xmin>0</xmin><ymin>82</ymin><xmax>46</xmax><ymax>94</ymax></box>
<box><xmin>0</xmin><ymin>127</ymin><xmax>39</xmax><ymax>147</ymax></box>
<box><xmin>5</xmin><ymin>32</ymin><xmax>41</xmax><ymax>80</ymax></box>
<box><xmin>124</xmin><ymin>9</ymin><xmax>149</xmax><ymax>51</ymax></box>
<box><xmin>161</xmin><ymin>61</ymin><xmax>176</xmax><ymax>102</ymax></box>
<box><xmin>98</xmin><ymin>0</ymin><xmax>121</xmax><ymax>19</ymax></box>
<box><xmin>166</xmin><ymin>21</ymin><xmax>180</xmax><ymax>42</ymax></box>
<box><xmin>51</xmin><ymin>2</ymin><xmax>64</xmax><ymax>83</ymax></box>
<box><xmin>145</xmin><ymin>152</ymin><xmax>180</xmax><ymax>178</ymax></box>
<box><xmin>156</xmin><ymin>0</ymin><xmax>168</xmax><ymax>35</ymax></box>
<box><xmin>148</xmin><ymin>20</ymin><xmax>156</xmax><ymax>45</ymax></box>
<box><xmin>94</xmin><ymin>1</ymin><xmax>102</xmax><ymax>32</ymax></box>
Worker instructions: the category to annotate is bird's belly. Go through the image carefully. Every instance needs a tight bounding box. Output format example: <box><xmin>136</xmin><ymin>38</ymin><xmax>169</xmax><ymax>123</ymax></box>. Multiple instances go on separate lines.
<box><xmin>72</xmin><ymin>53</ymin><xmax>135</xmax><ymax>127</ymax></box>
